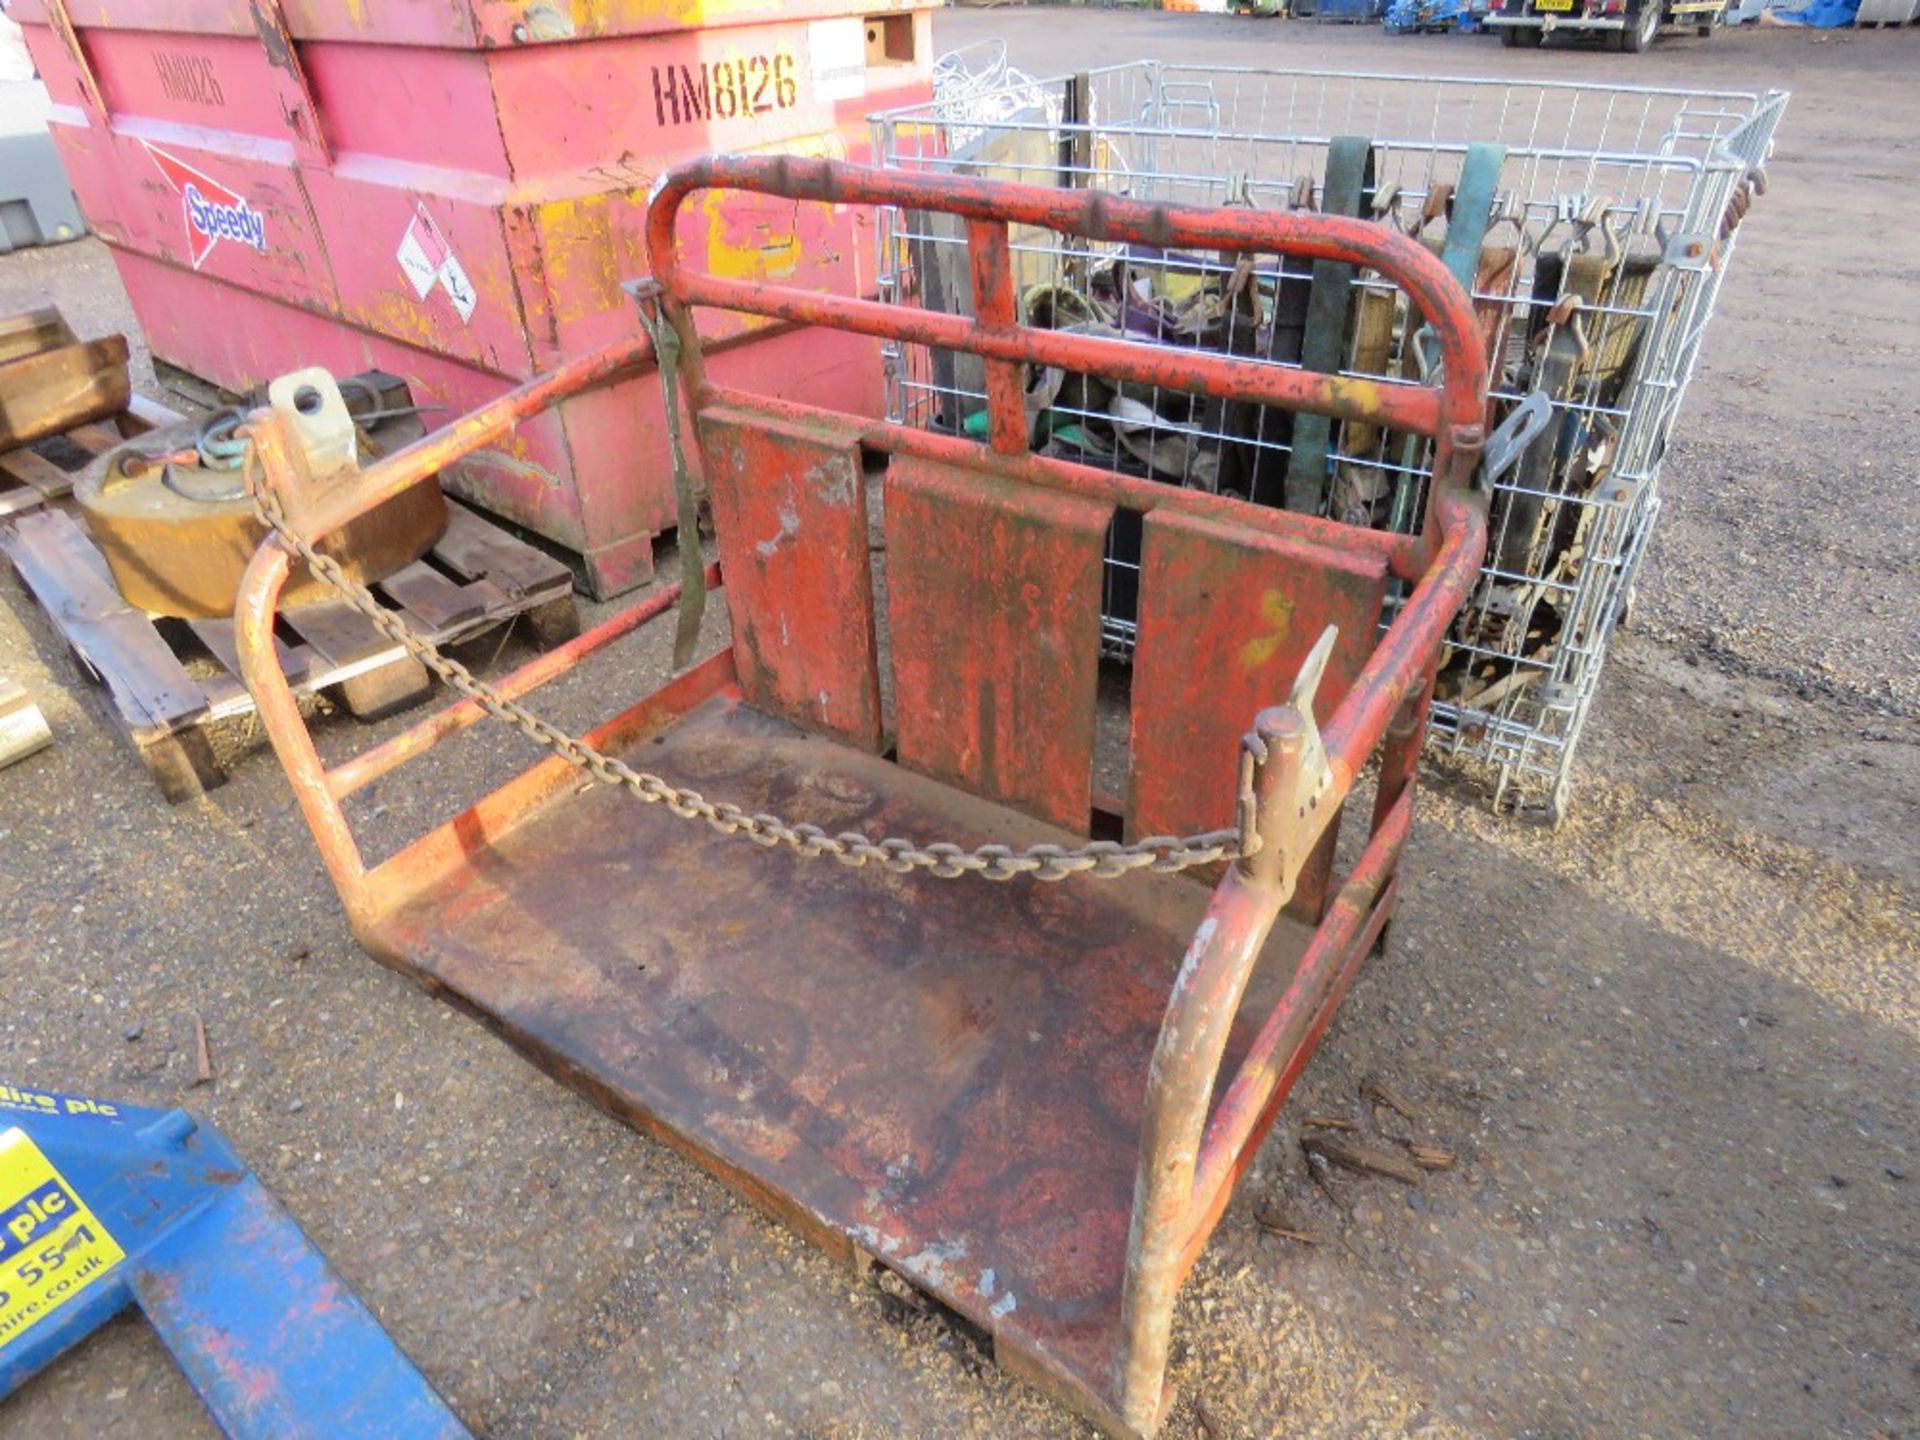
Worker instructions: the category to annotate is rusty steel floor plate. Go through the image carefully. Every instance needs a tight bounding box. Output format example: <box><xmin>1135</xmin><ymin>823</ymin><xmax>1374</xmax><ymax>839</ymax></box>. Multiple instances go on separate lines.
<box><xmin>371</xmin><ymin>689</ymin><xmax>1310</xmax><ymax>1415</ymax></box>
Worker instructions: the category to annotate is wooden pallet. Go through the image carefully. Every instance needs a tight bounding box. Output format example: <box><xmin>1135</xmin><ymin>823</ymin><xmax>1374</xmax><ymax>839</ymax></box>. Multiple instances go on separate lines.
<box><xmin>0</xmin><ymin>394</ymin><xmax>184</xmax><ymax>520</ymax></box>
<box><xmin>0</xmin><ymin>502</ymin><xmax>579</xmax><ymax>801</ymax></box>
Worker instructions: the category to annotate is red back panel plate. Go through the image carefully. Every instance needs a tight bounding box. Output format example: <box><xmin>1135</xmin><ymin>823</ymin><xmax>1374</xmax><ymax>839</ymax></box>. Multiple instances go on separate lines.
<box><xmin>699</xmin><ymin>403</ymin><xmax>882</xmax><ymax>750</ymax></box>
<box><xmin>1129</xmin><ymin>509</ymin><xmax>1387</xmax><ymax>905</ymax></box>
<box><xmin>886</xmin><ymin>456</ymin><xmax>1112</xmax><ymax>831</ymax></box>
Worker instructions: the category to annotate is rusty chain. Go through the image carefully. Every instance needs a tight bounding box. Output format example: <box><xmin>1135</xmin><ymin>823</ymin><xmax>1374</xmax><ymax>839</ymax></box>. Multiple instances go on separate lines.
<box><xmin>246</xmin><ymin>454</ymin><xmax>1258</xmax><ymax>883</ymax></box>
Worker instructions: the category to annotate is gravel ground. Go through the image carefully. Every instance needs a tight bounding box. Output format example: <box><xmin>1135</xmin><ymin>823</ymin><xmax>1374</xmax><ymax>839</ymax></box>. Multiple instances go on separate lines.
<box><xmin>0</xmin><ymin>14</ymin><xmax>1915</xmax><ymax>1440</ymax></box>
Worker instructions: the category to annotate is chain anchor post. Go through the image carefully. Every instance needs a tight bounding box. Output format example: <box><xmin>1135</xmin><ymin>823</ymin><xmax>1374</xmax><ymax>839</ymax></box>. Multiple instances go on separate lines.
<box><xmin>1236</xmin><ymin>623</ymin><xmax>1339</xmax><ymax>897</ymax></box>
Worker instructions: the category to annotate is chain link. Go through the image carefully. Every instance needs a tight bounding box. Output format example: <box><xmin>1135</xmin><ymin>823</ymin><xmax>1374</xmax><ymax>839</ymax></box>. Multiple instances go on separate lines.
<box><xmin>247</xmin><ymin>457</ymin><xmax>1251</xmax><ymax>883</ymax></box>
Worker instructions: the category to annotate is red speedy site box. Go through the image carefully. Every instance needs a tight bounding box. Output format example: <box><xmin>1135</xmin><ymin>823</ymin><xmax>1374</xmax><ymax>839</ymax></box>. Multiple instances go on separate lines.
<box><xmin>17</xmin><ymin>0</ymin><xmax>936</xmax><ymax>594</ymax></box>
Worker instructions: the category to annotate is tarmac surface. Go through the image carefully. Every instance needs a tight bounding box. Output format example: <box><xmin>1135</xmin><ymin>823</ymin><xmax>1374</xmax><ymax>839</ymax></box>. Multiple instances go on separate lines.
<box><xmin>0</xmin><ymin>13</ymin><xmax>1914</xmax><ymax>1440</ymax></box>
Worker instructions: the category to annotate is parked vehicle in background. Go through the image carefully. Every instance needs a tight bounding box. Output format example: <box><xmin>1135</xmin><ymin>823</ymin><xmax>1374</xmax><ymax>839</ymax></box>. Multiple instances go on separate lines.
<box><xmin>1485</xmin><ymin>0</ymin><xmax>1725</xmax><ymax>48</ymax></box>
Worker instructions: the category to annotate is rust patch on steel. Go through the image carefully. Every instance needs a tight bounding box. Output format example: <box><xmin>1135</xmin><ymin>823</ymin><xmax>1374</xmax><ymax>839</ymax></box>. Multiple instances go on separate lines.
<box><xmin>370</xmin><ymin>692</ymin><xmax>1308</xmax><ymax>1424</ymax></box>
<box><xmin>697</xmin><ymin>403</ymin><xmax>882</xmax><ymax>750</ymax></box>
<box><xmin>1127</xmin><ymin>508</ymin><xmax>1387</xmax><ymax>919</ymax></box>
<box><xmin>249</xmin><ymin>0</ymin><xmax>296</xmax><ymax>69</ymax></box>
<box><xmin>885</xmin><ymin>454</ymin><xmax>1112</xmax><ymax>830</ymax></box>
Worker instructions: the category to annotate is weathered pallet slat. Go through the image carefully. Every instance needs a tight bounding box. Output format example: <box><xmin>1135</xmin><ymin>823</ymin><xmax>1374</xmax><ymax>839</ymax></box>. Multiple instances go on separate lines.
<box><xmin>65</xmin><ymin>421</ymin><xmax>127</xmax><ymax>457</ymax></box>
<box><xmin>0</xmin><ymin>308</ymin><xmax>76</xmax><ymax>367</ymax></box>
<box><xmin>0</xmin><ymin>336</ymin><xmax>132</xmax><ymax>449</ymax></box>
<box><xmin>123</xmin><ymin>394</ymin><xmax>186</xmax><ymax>431</ymax></box>
<box><xmin>0</xmin><ymin>489</ymin><xmax>49</xmax><ymax>521</ymax></box>
<box><xmin>429</xmin><ymin>503</ymin><xmax>569</xmax><ymax>599</ymax></box>
<box><xmin>278</xmin><ymin>601</ymin><xmax>432</xmax><ymax>720</ymax></box>
<box><xmin>0</xmin><ymin>384</ymin><xmax>184</xmax><ymax>518</ymax></box>
<box><xmin>2</xmin><ymin>509</ymin><xmax>209</xmax><ymax>734</ymax></box>
<box><xmin>378</xmin><ymin>562</ymin><xmax>498</xmax><ymax>630</ymax></box>
<box><xmin>0</xmin><ymin>503</ymin><xmax>581</xmax><ymax>800</ymax></box>
<box><xmin>279</xmin><ymin>599</ymin><xmax>390</xmax><ymax>669</ymax></box>
<box><xmin>0</xmin><ymin>447</ymin><xmax>75</xmax><ymax>497</ymax></box>
<box><xmin>185</xmin><ymin>617</ymin><xmax>312</xmax><ymax>689</ymax></box>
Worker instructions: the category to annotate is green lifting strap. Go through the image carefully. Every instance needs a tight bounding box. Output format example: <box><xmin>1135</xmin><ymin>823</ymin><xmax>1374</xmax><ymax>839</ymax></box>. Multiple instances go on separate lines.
<box><xmin>634</xmin><ymin>297</ymin><xmax>707</xmax><ymax>674</ymax></box>
<box><xmin>1283</xmin><ymin>135</ymin><xmax>1375</xmax><ymax>516</ymax></box>
<box><xmin>1387</xmin><ymin>141</ymin><xmax>1509</xmax><ymax>536</ymax></box>
<box><xmin>1442</xmin><ymin>143</ymin><xmax>1509</xmax><ymax>296</ymax></box>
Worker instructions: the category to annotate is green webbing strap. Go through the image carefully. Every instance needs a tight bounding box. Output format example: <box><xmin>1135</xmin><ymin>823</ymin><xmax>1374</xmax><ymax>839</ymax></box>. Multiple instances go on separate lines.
<box><xmin>1441</xmin><ymin>143</ymin><xmax>1508</xmax><ymax>296</ymax></box>
<box><xmin>635</xmin><ymin>299</ymin><xmax>707</xmax><ymax>674</ymax></box>
<box><xmin>1283</xmin><ymin>135</ymin><xmax>1374</xmax><ymax>515</ymax></box>
<box><xmin>1387</xmin><ymin>141</ymin><xmax>1508</xmax><ymax>535</ymax></box>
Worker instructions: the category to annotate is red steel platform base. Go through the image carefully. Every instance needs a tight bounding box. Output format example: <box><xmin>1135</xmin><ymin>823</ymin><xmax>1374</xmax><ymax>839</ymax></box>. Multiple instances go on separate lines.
<box><xmin>373</xmin><ymin>667</ymin><xmax>1311</xmax><ymax>1429</ymax></box>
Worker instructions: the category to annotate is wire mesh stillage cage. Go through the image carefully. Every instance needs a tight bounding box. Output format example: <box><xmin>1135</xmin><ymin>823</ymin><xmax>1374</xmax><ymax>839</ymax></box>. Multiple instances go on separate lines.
<box><xmin>871</xmin><ymin>61</ymin><xmax>1786</xmax><ymax>821</ymax></box>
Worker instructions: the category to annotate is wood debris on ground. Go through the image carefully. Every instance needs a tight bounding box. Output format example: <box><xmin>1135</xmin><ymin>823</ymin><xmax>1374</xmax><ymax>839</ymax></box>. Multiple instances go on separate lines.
<box><xmin>1253</xmin><ymin>1215</ymin><xmax>1323</xmax><ymax>1246</ymax></box>
<box><xmin>191</xmin><ymin>1011</ymin><xmax>213</xmax><ymax>1085</ymax></box>
<box><xmin>1252</xmin><ymin>1192</ymin><xmax>1324</xmax><ymax>1246</ymax></box>
<box><xmin>1294</xmin><ymin>1077</ymin><xmax>1459</xmax><ymax>1194</ymax></box>
<box><xmin>1301</xmin><ymin>1133</ymin><xmax>1426</xmax><ymax>1187</ymax></box>
<box><xmin>1360</xmin><ymin>1075</ymin><xmax>1418</xmax><ymax>1123</ymax></box>
<box><xmin>0</xmin><ymin>676</ymin><xmax>52</xmax><ymax>769</ymax></box>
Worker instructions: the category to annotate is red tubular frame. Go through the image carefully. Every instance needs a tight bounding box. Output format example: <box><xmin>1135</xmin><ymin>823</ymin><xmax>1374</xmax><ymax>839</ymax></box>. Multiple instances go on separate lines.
<box><xmin>234</xmin><ymin>156</ymin><xmax>1489</xmax><ymax>1439</ymax></box>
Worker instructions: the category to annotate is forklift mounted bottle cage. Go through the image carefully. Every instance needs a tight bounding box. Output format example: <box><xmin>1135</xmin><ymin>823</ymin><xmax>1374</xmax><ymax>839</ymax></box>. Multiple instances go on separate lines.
<box><xmin>236</xmin><ymin>156</ymin><xmax>1490</xmax><ymax>1439</ymax></box>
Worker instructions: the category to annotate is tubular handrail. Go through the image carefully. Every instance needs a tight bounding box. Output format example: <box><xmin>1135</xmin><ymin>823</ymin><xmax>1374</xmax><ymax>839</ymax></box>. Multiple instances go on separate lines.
<box><xmin>277</xmin><ymin>335</ymin><xmax>653</xmax><ymax>554</ymax></box>
<box><xmin>643</xmin><ymin>154</ymin><xmax>1488</xmax><ymax>488</ymax></box>
<box><xmin>635</xmin><ymin>157</ymin><xmax>1494</xmax><ymax>1435</ymax></box>
<box><xmin>1110</xmin><ymin>496</ymin><xmax>1481</xmax><ymax>1432</ymax></box>
<box><xmin>263</xmin><ymin>156</ymin><xmax>1493</xmax><ymax>568</ymax></box>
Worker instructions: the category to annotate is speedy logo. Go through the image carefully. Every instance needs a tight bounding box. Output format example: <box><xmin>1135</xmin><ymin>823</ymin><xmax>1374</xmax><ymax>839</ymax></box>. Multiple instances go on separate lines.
<box><xmin>143</xmin><ymin>141</ymin><xmax>266</xmax><ymax>269</ymax></box>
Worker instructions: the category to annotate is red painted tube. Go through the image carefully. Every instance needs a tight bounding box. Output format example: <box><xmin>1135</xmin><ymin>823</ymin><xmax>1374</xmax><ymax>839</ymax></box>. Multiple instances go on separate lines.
<box><xmin>1321</xmin><ymin>490</ymin><xmax>1487</xmax><ymax>782</ymax></box>
<box><xmin>234</xmin><ymin>417</ymin><xmax>371</xmax><ymax>927</ymax></box>
<box><xmin>965</xmin><ymin>217</ymin><xmax>1033</xmax><ymax>458</ymax></box>
<box><xmin>326</xmin><ymin>561</ymin><xmax>722</xmax><ymax>801</ymax></box>
<box><xmin>1186</xmin><ymin>791</ymin><xmax>1412</xmax><ymax>1242</ymax></box>
<box><xmin>295</xmin><ymin>333</ymin><xmax>652</xmax><ymax>544</ymax></box>
<box><xmin>1117</xmin><ymin>868</ymin><xmax>1290</xmax><ymax>1430</ymax></box>
<box><xmin>1187</xmin><ymin>877</ymin><xmax>1398</xmax><ymax>1278</ymax></box>
<box><xmin>678</xmin><ymin>273</ymin><xmax>1439</xmax><ymax>436</ymax></box>
<box><xmin>1372</xmin><ymin>658</ymin><xmax>1439</xmax><ymax>838</ymax></box>
<box><xmin>645</xmin><ymin>155</ymin><xmax>1485</xmax><ymax>448</ymax></box>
